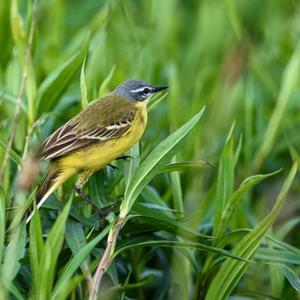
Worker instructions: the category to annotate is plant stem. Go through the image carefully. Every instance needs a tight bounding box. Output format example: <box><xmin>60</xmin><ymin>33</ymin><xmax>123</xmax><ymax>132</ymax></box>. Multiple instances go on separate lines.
<box><xmin>0</xmin><ymin>0</ymin><xmax>37</xmax><ymax>181</ymax></box>
<box><xmin>89</xmin><ymin>216</ymin><xmax>124</xmax><ymax>300</ymax></box>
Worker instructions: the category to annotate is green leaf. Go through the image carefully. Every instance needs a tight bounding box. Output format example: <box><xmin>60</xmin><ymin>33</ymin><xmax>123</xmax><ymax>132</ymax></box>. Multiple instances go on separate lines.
<box><xmin>213</xmin><ymin>123</ymin><xmax>235</xmax><ymax>237</ymax></box>
<box><xmin>36</xmin><ymin>200</ymin><xmax>72</xmax><ymax>299</ymax></box>
<box><xmin>52</xmin><ymin>274</ymin><xmax>84</xmax><ymax>300</ymax></box>
<box><xmin>29</xmin><ymin>209</ymin><xmax>44</xmax><ymax>294</ymax></box>
<box><xmin>0</xmin><ymin>139</ymin><xmax>22</xmax><ymax>166</ymax></box>
<box><xmin>80</xmin><ymin>57</ymin><xmax>88</xmax><ymax>109</ymax></box>
<box><xmin>215</xmin><ymin>169</ymin><xmax>281</xmax><ymax>238</ymax></box>
<box><xmin>98</xmin><ymin>65</ymin><xmax>116</xmax><ymax>97</ymax></box>
<box><xmin>233</xmin><ymin>289</ymin><xmax>281</xmax><ymax>300</ymax></box>
<box><xmin>254</xmin><ymin>43</ymin><xmax>300</xmax><ymax>169</ymax></box>
<box><xmin>123</xmin><ymin>143</ymin><xmax>140</xmax><ymax>186</ymax></box>
<box><xmin>8</xmin><ymin>189</ymin><xmax>35</xmax><ymax>231</ymax></box>
<box><xmin>65</xmin><ymin>220</ymin><xmax>92</xmax><ymax>281</ymax></box>
<box><xmin>6</xmin><ymin>282</ymin><xmax>25</xmax><ymax>300</ymax></box>
<box><xmin>169</xmin><ymin>156</ymin><xmax>184</xmax><ymax>218</ymax></box>
<box><xmin>0</xmin><ymin>188</ymin><xmax>5</xmax><ymax>264</ymax></box>
<box><xmin>114</xmin><ymin>236</ymin><xmax>252</xmax><ymax>263</ymax></box>
<box><xmin>10</xmin><ymin>0</ymin><xmax>26</xmax><ymax>51</ymax></box>
<box><xmin>1</xmin><ymin>223</ymin><xmax>26</xmax><ymax>290</ymax></box>
<box><xmin>121</xmin><ymin>107</ymin><xmax>205</xmax><ymax>218</ymax></box>
<box><xmin>276</xmin><ymin>216</ymin><xmax>300</xmax><ymax>240</ymax></box>
<box><xmin>148</xmin><ymin>91</ymin><xmax>168</xmax><ymax>112</ymax></box>
<box><xmin>52</xmin><ymin>224</ymin><xmax>111</xmax><ymax>299</ymax></box>
<box><xmin>255</xmin><ymin>248</ymin><xmax>300</xmax><ymax>265</ymax></box>
<box><xmin>128</xmin><ymin>203</ymin><xmax>212</xmax><ymax>240</ymax></box>
<box><xmin>205</xmin><ymin>161</ymin><xmax>297</xmax><ymax>300</ymax></box>
<box><xmin>158</xmin><ymin>160</ymin><xmax>212</xmax><ymax>174</ymax></box>
<box><xmin>27</xmin><ymin>57</ymin><xmax>37</xmax><ymax>123</ymax></box>
<box><xmin>269</xmin><ymin>263</ymin><xmax>300</xmax><ymax>292</ymax></box>
<box><xmin>37</xmin><ymin>36</ymin><xmax>89</xmax><ymax>113</ymax></box>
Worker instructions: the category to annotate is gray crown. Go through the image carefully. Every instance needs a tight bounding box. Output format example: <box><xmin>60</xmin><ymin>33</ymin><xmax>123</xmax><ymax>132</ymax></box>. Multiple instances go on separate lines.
<box><xmin>114</xmin><ymin>79</ymin><xmax>168</xmax><ymax>101</ymax></box>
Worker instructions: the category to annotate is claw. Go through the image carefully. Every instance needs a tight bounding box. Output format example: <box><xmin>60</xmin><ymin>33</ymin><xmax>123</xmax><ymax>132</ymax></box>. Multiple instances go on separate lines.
<box><xmin>74</xmin><ymin>186</ymin><xmax>106</xmax><ymax>228</ymax></box>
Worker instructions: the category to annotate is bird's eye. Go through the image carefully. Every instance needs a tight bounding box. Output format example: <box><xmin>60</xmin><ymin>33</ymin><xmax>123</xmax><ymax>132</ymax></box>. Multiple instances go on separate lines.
<box><xmin>143</xmin><ymin>88</ymin><xmax>150</xmax><ymax>94</ymax></box>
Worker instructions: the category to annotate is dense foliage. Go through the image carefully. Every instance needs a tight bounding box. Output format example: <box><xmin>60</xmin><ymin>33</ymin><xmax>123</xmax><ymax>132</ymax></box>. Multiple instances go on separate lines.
<box><xmin>1</xmin><ymin>0</ymin><xmax>300</xmax><ymax>299</ymax></box>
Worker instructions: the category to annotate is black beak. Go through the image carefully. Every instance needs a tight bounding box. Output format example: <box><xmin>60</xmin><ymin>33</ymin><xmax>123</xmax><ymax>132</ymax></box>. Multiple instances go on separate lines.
<box><xmin>152</xmin><ymin>85</ymin><xmax>168</xmax><ymax>93</ymax></box>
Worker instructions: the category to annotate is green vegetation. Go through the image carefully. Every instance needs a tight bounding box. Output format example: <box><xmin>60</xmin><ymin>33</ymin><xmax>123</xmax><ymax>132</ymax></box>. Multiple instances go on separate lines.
<box><xmin>1</xmin><ymin>0</ymin><xmax>300</xmax><ymax>299</ymax></box>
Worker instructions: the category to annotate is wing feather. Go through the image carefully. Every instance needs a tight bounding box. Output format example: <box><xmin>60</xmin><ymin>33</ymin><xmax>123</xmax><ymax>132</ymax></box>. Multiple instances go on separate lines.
<box><xmin>39</xmin><ymin>96</ymin><xmax>137</xmax><ymax>160</ymax></box>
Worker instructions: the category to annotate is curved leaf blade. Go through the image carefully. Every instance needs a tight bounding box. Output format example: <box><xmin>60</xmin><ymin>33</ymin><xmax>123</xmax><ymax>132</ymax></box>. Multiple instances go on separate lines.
<box><xmin>37</xmin><ymin>36</ymin><xmax>89</xmax><ymax>113</ymax></box>
<box><xmin>205</xmin><ymin>161</ymin><xmax>298</xmax><ymax>300</ymax></box>
<box><xmin>121</xmin><ymin>108</ymin><xmax>205</xmax><ymax>217</ymax></box>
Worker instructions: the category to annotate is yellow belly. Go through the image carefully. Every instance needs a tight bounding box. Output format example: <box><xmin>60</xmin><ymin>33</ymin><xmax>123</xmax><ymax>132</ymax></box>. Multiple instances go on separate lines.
<box><xmin>59</xmin><ymin>103</ymin><xmax>147</xmax><ymax>171</ymax></box>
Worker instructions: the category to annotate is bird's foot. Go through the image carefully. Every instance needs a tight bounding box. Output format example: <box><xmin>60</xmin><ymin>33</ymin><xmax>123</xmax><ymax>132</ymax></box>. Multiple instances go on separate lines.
<box><xmin>104</xmin><ymin>197</ymin><xmax>122</xmax><ymax>214</ymax></box>
<box><xmin>74</xmin><ymin>186</ymin><xmax>107</xmax><ymax>227</ymax></box>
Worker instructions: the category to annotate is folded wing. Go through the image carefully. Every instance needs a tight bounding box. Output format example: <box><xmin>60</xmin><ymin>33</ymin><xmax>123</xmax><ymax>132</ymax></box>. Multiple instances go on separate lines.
<box><xmin>39</xmin><ymin>97</ymin><xmax>136</xmax><ymax>160</ymax></box>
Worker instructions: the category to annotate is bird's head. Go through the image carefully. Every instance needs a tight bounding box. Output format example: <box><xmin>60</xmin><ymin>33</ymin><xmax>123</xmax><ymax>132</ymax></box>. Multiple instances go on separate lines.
<box><xmin>114</xmin><ymin>79</ymin><xmax>168</xmax><ymax>102</ymax></box>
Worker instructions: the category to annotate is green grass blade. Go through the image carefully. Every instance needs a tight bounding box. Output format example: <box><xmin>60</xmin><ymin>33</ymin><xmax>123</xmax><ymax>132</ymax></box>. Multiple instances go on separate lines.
<box><xmin>10</xmin><ymin>0</ymin><xmax>26</xmax><ymax>51</ymax></box>
<box><xmin>215</xmin><ymin>170</ymin><xmax>281</xmax><ymax>238</ymax></box>
<box><xmin>205</xmin><ymin>161</ymin><xmax>297</xmax><ymax>300</ymax></box>
<box><xmin>158</xmin><ymin>160</ymin><xmax>211</xmax><ymax>174</ymax></box>
<box><xmin>1</xmin><ymin>223</ymin><xmax>26</xmax><ymax>295</ymax></box>
<box><xmin>254</xmin><ymin>43</ymin><xmax>300</xmax><ymax>169</ymax></box>
<box><xmin>0</xmin><ymin>188</ymin><xmax>5</xmax><ymax>264</ymax></box>
<box><xmin>98</xmin><ymin>64</ymin><xmax>116</xmax><ymax>97</ymax></box>
<box><xmin>52</xmin><ymin>224</ymin><xmax>111</xmax><ymax>299</ymax></box>
<box><xmin>213</xmin><ymin>123</ymin><xmax>235</xmax><ymax>237</ymax></box>
<box><xmin>6</xmin><ymin>282</ymin><xmax>25</xmax><ymax>300</ymax></box>
<box><xmin>129</xmin><ymin>204</ymin><xmax>212</xmax><ymax>240</ymax></box>
<box><xmin>169</xmin><ymin>156</ymin><xmax>184</xmax><ymax>218</ymax></box>
<box><xmin>8</xmin><ymin>190</ymin><xmax>35</xmax><ymax>231</ymax></box>
<box><xmin>269</xmin><ymin>263</ymin><xmax>300</xmax><ymax>292</ymax></box>
<box><xmin>80</xmin><ymin>57</ymin><xmax>88</xmax><ymax>109</ymax></box>
<box><xmin>36</xmin><ymin>200</ymin><xmax>72</xmax><ymax>299</ymax></box>
<box><xmin>37</xmin><ymin>36</ymin><xmax>89</xmax><ymax>113</ymax></box>
<box><xmin>29</xmin><ymin>208</ymin><xmax>44</xmax><ymax>295</ymax></box>
<box><xmin>65</xmin><ymin>219</ymin><xmax>92</xmax><ymax>281</ymax></box>
<box><xmin>121</xmin><ymin>107</ymin><xmax>205</xmax><ymax>218</ymax></box>
<box><xmin>114</xmin><ymin>237</ymin><xmax>252</xmax><ymax>263</ymax></box>
<box><xmin>0</xmin><ymin>140</ymin><xmax>22</xmax><ymax>166</ymax></box>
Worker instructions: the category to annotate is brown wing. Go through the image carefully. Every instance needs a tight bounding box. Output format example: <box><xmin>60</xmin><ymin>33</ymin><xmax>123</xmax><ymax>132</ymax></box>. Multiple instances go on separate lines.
<box><xmin>39</xmin><ymin>95</ymin><xmax>137</xmax><ymax>160</ymax></box>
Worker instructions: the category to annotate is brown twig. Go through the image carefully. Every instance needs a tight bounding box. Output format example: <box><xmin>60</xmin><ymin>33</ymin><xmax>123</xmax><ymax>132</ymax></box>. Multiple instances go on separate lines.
<box><xmin>0</xmin><ymin>0</ymin><xmax>38</xmax><ymax>182</ymax></box>
<box><xmin>89</xmin><ymin>216</ymin><xmax>124</xmax><ymax>300</ymax></box>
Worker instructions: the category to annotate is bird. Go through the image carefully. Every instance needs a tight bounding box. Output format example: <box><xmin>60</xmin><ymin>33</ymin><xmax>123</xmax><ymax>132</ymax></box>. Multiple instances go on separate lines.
<box><xmin>26</xmin><ymin>79</ymin><xmax>168</xmax><ymax>223</ymax></box>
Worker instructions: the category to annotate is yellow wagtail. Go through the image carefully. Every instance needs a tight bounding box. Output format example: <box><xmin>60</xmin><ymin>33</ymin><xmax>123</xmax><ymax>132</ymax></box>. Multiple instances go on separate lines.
<box><xmin>26</xmin><ymin>80</ymin><xmax>168</xmax><ymax>223</ymax></box>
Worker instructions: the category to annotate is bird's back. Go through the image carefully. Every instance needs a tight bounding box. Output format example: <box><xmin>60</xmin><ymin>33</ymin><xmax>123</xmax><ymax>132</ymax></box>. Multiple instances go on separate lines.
<box><xmin>43</xmin><ymin>95</ymin><xmax>147</xmax><ymax>171</ymax></box>
<box><xmin>60</xmin><ymin>100</ymin><xmax>147</xmax><ymax>171</ymax></box>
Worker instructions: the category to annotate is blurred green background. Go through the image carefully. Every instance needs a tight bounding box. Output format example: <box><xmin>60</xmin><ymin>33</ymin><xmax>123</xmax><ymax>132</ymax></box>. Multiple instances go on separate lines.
<box><xmin>1</xmin><ymin>0</ymin><xmax>300</xmax><ymax>299</ymax></box>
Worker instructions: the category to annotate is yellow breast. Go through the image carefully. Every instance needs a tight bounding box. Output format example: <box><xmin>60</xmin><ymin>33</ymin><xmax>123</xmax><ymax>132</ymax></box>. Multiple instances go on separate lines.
<box><xmin>60</xmin><ymin>102</ymin><xmax>147</xmax><ymax>171</ymax></box>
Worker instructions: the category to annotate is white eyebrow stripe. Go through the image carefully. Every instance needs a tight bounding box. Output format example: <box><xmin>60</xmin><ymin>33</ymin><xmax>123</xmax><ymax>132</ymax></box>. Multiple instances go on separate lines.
<box><xmin>130</xmin><ymin>87</ymin><xmax>150</xmax><ymax>93</ymax></box>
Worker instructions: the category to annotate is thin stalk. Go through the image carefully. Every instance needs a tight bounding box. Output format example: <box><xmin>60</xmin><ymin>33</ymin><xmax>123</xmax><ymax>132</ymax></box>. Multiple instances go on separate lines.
<box><xmin>89</xmin><ymin>216</ymin><xmax>124</xmax><ymax>300</ymax></box>
<box><xmin>0</xmin><ymin>0</ymin><xmax>37</xmax><ymax>181</ymax></box>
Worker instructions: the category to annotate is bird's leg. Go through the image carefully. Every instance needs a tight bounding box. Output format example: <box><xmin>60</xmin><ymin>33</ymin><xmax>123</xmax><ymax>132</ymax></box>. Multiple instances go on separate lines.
<box><xmin>116</xmin><ymin>155</ymin><xmax>132</xmax><ymax>161</ymax></box>
<box><xmin>75</xmin><ymin>170</ymin><xmax>106</xmax><ymax>225</ymax></box>
<box><xmin>105</xmin><ymin>197</ymin><xmax>122</xmax><ymax>213</ymax></box>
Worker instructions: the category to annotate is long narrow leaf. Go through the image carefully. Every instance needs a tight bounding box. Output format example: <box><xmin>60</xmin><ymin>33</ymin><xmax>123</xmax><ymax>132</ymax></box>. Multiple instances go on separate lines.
<box><xmin>215</xmin><ymin>170</ymin><xmax>281</xmax><ymax>238</ymax></box>
<box><xmin>36</xmin><ymin>200</ymin><xmax>72</xmax><ymax>299</ymax></box>
<box><xmin>37</xmin><ymin>37</ymin><xmax>89</xmax><ymax>112</ymax></box>
<box><xmin>213</xmin><ymin>123</ymin><xmax>235</xmax><ymax>236</ymax></box>
<box><xmin>52</xmin><ymin>224</ymin><xmax>111</xmax><ymax>299</ymax></box>
<box><xmin>206</xmin><ymin>161</ymin><xmax>297</xmax><ymax>300</ymax></box>
<box><xmin>121</xmin><ymin>108</ymin><xmax>205</xmax><ymax>217</ymax></box>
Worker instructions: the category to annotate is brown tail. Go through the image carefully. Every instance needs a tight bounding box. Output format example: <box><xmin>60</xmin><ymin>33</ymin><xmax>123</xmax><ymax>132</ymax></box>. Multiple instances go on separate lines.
<box><xmin>36</xmin><ymin>167</ymin><xmax>60</xmax><ymax>203</ymax></box>
<box><xmin>26</xmin><ymin>163</ymin><xmax>61</xmax><ymax>223</ymax></box>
